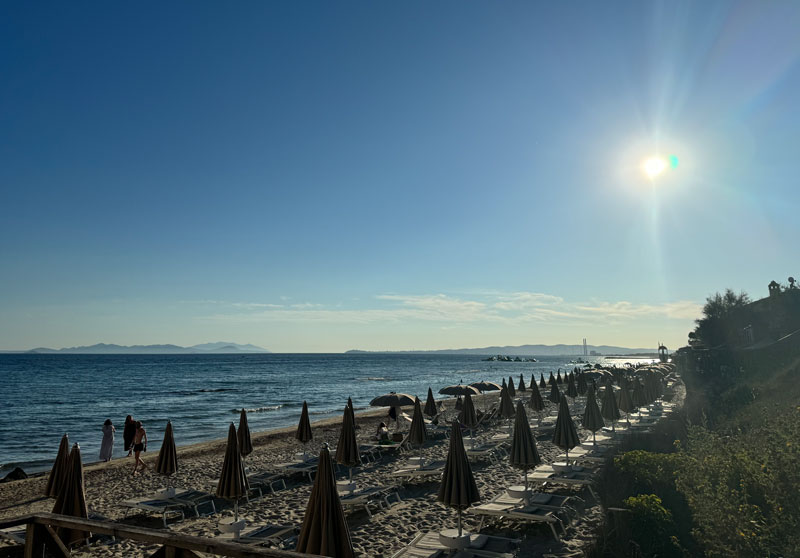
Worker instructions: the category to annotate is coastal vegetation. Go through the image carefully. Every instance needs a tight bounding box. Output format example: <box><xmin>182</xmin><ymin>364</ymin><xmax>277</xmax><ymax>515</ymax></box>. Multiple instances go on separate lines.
<box><xmin>593</xmin><ymin>284</ymin><xmax>800</xmax><ymax>557</ymax></box>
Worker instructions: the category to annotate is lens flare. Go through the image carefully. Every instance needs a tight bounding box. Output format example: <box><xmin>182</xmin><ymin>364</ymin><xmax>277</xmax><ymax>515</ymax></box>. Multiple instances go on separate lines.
<box><xmin>643</xmin><ymin>157</ymin><xmax>667</xmax><ymax>179</ymax></box>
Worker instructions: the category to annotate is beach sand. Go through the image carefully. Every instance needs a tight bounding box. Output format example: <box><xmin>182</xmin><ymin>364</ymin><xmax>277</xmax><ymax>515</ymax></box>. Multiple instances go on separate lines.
<box><xmin>0</xmin><ymin>390</ymin><xmax>643</xmax><ymax>557</ymax></box>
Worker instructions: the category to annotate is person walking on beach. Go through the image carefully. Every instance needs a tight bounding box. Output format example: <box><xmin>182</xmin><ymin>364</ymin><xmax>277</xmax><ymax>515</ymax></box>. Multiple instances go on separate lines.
<box><xmin>132</xmin><ymin>421</ymin><xmax>148</xmax><ymax>475</ymax></box>
<box><xmin>99</xmin><ymin>419</ymin><xmax>115</xmax><ymax>462</ymax></box>
<box><xmin>123</xmin><ymin>415</ymin><xmax>136</xmax><ymax>456</ymax></box>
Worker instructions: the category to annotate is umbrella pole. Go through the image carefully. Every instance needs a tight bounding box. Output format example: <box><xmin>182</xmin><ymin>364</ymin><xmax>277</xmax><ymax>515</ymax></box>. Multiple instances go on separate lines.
<box><xmin>235</xmin><ymin>500</ymin><xmax>239</xmax><ymax>522</ymax></box>
<box><xmin>458</xmin><ymin>508</ymin><xmax>462</xmax><ymax>537</ymax></box>
<box><xmin>565</xmin><ymin>448</ymin><xmax>569</xmax><ymax>467</ymax></box>
<box><xmin>593</xmin><ymin>430</ymin><xmax>597</xmax><ymax>446</ymax></box>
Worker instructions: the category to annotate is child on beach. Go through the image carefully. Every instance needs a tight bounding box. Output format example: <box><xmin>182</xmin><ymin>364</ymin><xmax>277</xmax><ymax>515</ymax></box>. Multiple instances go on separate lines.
<box><xmin>375</xmin><ymin>422</ymin><xmax>389</xmax><ymax>442</ymax></box>
<box><xmin>132</xmin><ymin>421</ymin><xmax>148</xmax><ymax>475</ymax></box>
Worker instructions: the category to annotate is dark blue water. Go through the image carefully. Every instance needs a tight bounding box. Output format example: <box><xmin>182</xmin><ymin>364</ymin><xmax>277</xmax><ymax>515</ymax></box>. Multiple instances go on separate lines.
<box><xmin>0</xmin><ymin>353</ymin><xmax>612</xmax><ymax>474</ymax></box>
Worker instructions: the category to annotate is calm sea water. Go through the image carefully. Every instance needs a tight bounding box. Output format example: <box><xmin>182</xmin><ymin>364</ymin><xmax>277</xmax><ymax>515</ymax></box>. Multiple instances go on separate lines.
<box><xmin>0</xmin><ymin>353</ymin><xmax>634</xmax><ymax>475</ymax></box>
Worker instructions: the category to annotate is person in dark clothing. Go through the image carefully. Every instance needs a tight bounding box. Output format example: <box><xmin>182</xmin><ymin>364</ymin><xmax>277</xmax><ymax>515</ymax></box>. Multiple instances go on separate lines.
<box><xmin>123</xmin><ymin>415</ymin><xmax>136</xmax><ymax>456</ymax></box>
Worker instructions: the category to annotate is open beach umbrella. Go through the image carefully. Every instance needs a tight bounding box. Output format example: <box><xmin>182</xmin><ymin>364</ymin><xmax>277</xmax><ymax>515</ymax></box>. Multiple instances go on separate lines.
<box><xmin>334</xmin><ymin>405</ymin><xmax>361</xmax><ymax>482</ymax></box>
<box><xmin>529</xmin><ymin>381</ymin><xmax>545</xmax><ymax>425</ymax></box>
<box><xmin>52</xmin><ymin>443</ymin><xmax>89</xmax><ymax>546</ymax></box>
<box><xmin>237</xmin><ymin>409</ymin><xmax>253</xmax><ymax>459</ymax></box>
<box><xmin>577</xmin><ymin>372</ymin><xmax>588</xmax><ymax>396</ymax></box>
<box><xmin>45</xmin><ymin>433</ymin><xmax>70</xmax><ymax>498</ymax></box>
<box><xmin>424</xmin><ymin>387</ymin><xmax>438</xmax><ymax>417</ymax></box>
<box><xmin>552</xmin><ymin>396</ymin><xmax>580</xmax><ymax>465</ymax></box>
<box><xmin>156</xmin><ymin>421</ymin><xmax>178</xmax><ymax>487</ymax></box>
<box><xmin>518</xmin><ymin>374</ymin><xmax>526</xmax><ymax>392</ymax></box>
<box><xmin>296</xmin><ymin>401</ymin><xmax>313</xmax><ymax>458</ymax></box>
<box><xmin>296</xmin><ymin>447</ymin><xmax>355</xmax><ymax>558</ymax></box>
<box><xmin>539</xmin><ymin>374</ymin><xmax>547</xmax><ymax>390</ymax></box>
<box><xmin>499</xmin><ymin>385</ymin><xmax>515</xmax><ymax>419</ymax></box>
<box><xmin>216</xmin><ymin>422</ymin><xmax>249</xmax><ymax>521</ymax></box>
<box><xmin>439</xmin><ymin>385</ymin><xmax>480</xmax><ymax>397</ymax></box>
<box><xmin>438</xmin><ymin>421</ymin><xmax>480</xmax><ymax>537</ymax></box>
<box><xmin>510</xmin><ymin>402</ymin><xmax>541</xmax><ymax>491</ymax></box>
<box><xmin>469</xmin><ymin>381</ymin><xmax>501</xmax><ymax>393</ymax></box>
<box><xmin>566</xmin><ymin>375</ymin><xmax>578</xmax><ymax>399</ymax></box>
<box><xmin>601</xmin><ymin>385</ymin><xmax>621</xmax><ymax>432</ymax></box>
<box><xmin>370</xmin><ymin>392</ymin><xmax>416</xmax><ymax>407</ymax></box>
<box><xmin>582</xmin><ymin>388</ymin><xmax>605</xmax><ymax>445</ymax></box>
<box><xmin>408</xmin><ymin>397</ymin><xmax>428</xmax><ymax>463</ymax></box>
<box><xmin>617</xmin><ymin>381</ymin><xmax>635</xmax><ymax>425</ymax></box>
<box><xmin>548</xmin><ymin>382</ymin><xmax>561</xmax><ymax>404</ymax></box>
<box><xmin>507</xmin><ymin>376</ymin><xmax>516</xmax><ymax>397</ymax></box>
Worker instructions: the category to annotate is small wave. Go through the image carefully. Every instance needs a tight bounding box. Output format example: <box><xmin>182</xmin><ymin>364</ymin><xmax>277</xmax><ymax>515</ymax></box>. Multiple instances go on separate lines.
<box><xmin>200</xmin><ymin>388</ymin><xmax>236</xmax><ymax>393</ymax></box>
<box><xmin>356</xmin><ymin>377</ymin><xmax>392</xmax><ymax>382</ymax></box>
<box><xmin>231</xmin><ymin>405</ymin><xmax>282</xmax><ymax>414</ymax></box>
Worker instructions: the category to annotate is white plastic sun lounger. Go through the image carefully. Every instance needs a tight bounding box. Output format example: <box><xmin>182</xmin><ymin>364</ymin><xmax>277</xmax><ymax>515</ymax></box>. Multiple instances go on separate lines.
<box><xmin>339</xmin><ymin>485</ymin><xmax>401</xmax><ymax>518</ymax></box>
<box><xmin>391</xmin><ymin>460</ymin><xmax>446</xmax><ymax>482</ymax></box>
<box><xmin>391</xmin><ymin>530</ymin><xmax>520</xmax><ymax>558</ymax></box>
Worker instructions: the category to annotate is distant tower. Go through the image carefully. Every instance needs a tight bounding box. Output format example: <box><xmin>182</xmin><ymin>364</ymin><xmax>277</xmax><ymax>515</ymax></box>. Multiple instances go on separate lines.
<box><xmin>658</xmin><ymin>342</ymin><xmax>668</xmax><ymax>363</ymax></box>
<box><xmin>583</xmin><ymin>338</ymin><xmax>588</xmax><ymax>356</ymax></box>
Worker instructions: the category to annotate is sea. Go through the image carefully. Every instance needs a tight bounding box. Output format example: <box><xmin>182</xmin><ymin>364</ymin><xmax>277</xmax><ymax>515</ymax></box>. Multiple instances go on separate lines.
<box><xmin>0</xmin><ymin>353</ymin><xmax>652</xmax><ymax>476</ymax></box>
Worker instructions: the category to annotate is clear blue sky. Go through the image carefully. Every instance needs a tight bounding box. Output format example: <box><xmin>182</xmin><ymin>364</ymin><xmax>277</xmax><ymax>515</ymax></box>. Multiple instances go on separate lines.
<box><xmin>2</xmin><ymin>1</ymin><xmax>798</xmax><ymax>351</ymax></box>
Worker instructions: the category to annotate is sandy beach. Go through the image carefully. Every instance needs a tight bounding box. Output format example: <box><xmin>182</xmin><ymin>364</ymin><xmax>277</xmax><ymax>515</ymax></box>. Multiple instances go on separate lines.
<box><xmin>0</xmin><ymin>383</ymin><xmax>679</xmax><ymax>557</ymax></box>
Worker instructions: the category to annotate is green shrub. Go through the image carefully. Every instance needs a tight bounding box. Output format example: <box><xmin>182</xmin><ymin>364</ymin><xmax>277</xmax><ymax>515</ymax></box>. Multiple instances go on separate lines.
<box><xmin>623</xmin><ymin>494</ymin><xmax>684</xmax><ymax>557</ymax></box>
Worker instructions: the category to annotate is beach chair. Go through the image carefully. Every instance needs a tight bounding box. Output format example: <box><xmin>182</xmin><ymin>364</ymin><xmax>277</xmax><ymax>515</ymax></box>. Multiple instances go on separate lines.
<box><xmin>121</xmin><ymin>488</ymin><xmax>215</xmax><ymax>527</ymax></box>
<box><xmin>529</xmin><ymin>465</ymin><xmax>598</xmax><ymax>500</ymax></box>
<box><xmin>466</xmin><ymin>441</ymin><xmax>507</xmax><ymax>464</ymax></box>
<box><xmin>338</xmin><ymin>485</ymin><xmax>402</xmax><ymax>518</ymax></box>
<box><xmin>469</xmin><ymin>499</ymin><xmax>565</xmax><ymax>540</ymax></box>
<box><xmin>217</xmin><ymin>523</ymin><xmax>297</xmax><ymax>546</ymax></box>
<box><xmin>271</xmin><ymin>459</ymin><xmax>319</xmax><ymax>482</ymax></box>
<box><xmin>391</xmin><ymin>531</ymin><xmax>520</xmax><ymax>558</ymax></box>
<box><xmin>391</xmin><ymin>460</ymin><xmax>446</xmax><ymax>483</ymax></box>
<box><xmin>247</xmin><ymin>471</ymin><xmax>288</xmax><ymax>495</ymax></box>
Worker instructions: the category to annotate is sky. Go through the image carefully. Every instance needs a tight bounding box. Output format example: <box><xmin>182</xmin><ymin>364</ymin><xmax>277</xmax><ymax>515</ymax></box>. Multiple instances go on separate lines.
<box><xmin>2</xmin><ymin>1</ymin><xmax>799</xmax><ymax>352</ymax></box>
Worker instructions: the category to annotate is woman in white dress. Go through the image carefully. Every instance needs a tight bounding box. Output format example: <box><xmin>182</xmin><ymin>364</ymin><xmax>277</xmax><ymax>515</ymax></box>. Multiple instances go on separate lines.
<box><xmin>99</xmin><ymin>419</ymin><xmax>115</xmax><ymax>462</ymax></box>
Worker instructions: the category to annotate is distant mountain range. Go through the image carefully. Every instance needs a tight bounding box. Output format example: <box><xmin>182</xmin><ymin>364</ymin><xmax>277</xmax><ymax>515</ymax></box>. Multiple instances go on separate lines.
<box><xmin>346</xmin><ymin>343</ymin><xmax>656</xmax><ymax>356</ymax></box>
<box><xmin>21</xmin><ymin>342</ymin><xmax>269</xmax><ymax>354</ymax></box>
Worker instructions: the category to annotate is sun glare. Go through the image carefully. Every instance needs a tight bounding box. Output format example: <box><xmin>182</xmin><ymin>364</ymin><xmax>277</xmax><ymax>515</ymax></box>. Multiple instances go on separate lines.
<box><xmin>643</xmin><ymin>157</ymin><xmax>668</xmax><ymax>179</ymax></box>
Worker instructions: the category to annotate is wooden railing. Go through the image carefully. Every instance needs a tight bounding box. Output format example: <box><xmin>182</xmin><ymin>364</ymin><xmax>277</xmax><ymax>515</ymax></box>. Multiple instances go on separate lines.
<box><xmin>0</xmin><ymin>513</ymin><xmax>323</xmax><ymax>558</ymax></box>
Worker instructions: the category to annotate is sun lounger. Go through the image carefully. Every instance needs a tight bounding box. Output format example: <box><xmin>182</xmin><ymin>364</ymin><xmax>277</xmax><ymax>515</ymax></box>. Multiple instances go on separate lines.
<box><xmin>554</xmin><ymin>445</ymin><xmax>609</xmax><ymax>464</ymax></box>
<box><xmin>469</xmin><ymin>494</ymin><xmax>566</xmax><ymax>540</ymax></box>
<box><xmin>391</xmin><ymin>460</ymin><xmax>446</xmax><ymax>482</ymax></box>
<box><xmin>271</xmin><ymin>459</ymin><xmax>319</xmax><ymax>482</ymax></box>
<box><xmin>247</xmin><ymin>471</ymin><xmax>288</xmax><ymax>495</ymax></box>
<box><xmin>216</xmin><ymin>523</ymin><xmax>297</xmax><ymax>546</ymax></box>
<box><xmin>529</xmin><ymin>465</ymin><xmax>598</xmax><ymax>500</ymax></box>
<box><xmin>391</xmin><ymin>530</ymin><xmax>520</xmax><ymax>558</ymax></box>
<box><xmin>121</xmin><ymin>488</ymin><xmax>216</xmax><ymax>527</ymax></box>
<box><xmin>466</xmin><ymin>441</ymin><xmax>508</xmax><ymax>464</ymax></box>
<box><xmin>339</xmin><ymin>485</ymin><xmax>401</xmax><ymax>518</ymax></box>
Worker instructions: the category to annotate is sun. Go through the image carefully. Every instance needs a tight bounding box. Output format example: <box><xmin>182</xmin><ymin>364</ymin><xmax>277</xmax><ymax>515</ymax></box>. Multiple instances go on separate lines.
<box><xmin>643</xmin><ymin>157</ymin><xmax>668</xmax><ymax>179</ymax></box>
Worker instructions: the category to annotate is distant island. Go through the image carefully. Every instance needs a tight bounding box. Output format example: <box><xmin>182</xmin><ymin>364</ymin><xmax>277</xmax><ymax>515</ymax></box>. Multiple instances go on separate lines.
<box><xmin>13</xmin><ymin>342</ymin><xmax>270</xmax><ymax>354</ymax></box>
<box><xmin>345</xmin><ymin>343</ymin><xmax>656</xmax><ymax>356</ymax></box>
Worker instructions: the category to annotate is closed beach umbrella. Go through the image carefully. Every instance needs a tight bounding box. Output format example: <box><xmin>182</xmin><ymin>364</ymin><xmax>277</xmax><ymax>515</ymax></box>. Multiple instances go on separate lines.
<box><xmin>460</xmin><ymin>393</ymin><xmax>478</xmax><ymax>448</ymax></box>
<box><xmin>334</xmin><ymin>405</ymin><xmax>360</xmax><ymax>481</ymax></box>
<box><xmin>582</xmin><ymin>388</ymin><xmax>605</xmax><ymax>445</ymax></box>
<box><xmin>601</xmin><ymin>385</ymin><xmax>621</xmax><ymax>432</ymax></box>
<box><xmin>346</xmin><ymin>397</ymin><xmax>355</xmax><ymax>428</ymax></box>
<box><xmin>518</xmin><ymin>374</ymin><xmax>526</xmax><ymax>392</ymax></box>
<box><xmin>548</xmin><ymin>382</ymin><xmax>561</xmax><ymax>404</ymax></box>
<box><xmin>296</xmin><ymin>400</ymin><xmax>313</xmax><ymax>457</ymax></box>
<box><xmin>529</xmin><ymin>381</ymin><xmax>545</xmax><ymax>425</ymax></box>
<box><xmin>51</xmin><ymin>443</ymin><xmax>89</xmax><ymax>546</ymax></box>
<box><xmin>438</xmin><ymin>421</ymin><xmax>480</xmax><ymax>537</ymax></box>
<box><xmin>556</xmin><ymin>371</ymin><xmax>563</xmax><ymax>384</ymax></box>
<box><xmin>577</xmin><ymin>372</ymin><xmax>588</xmax><ymax>396</ymax></box>
<box><xmin>217</xmin><ymin>422</ymin><xmax>249</xmax><ymax>520</ymax></box>
<box><xmin>155</xmin><ymin>421</ymin><xmax>178</xmax><ymax>485</ymax></box>
<box><xmin>296</xmin><ymin>447</ymin><xmax>355</xmax><ymax>558</ymax></box>
<box><xmin>45</xmin><ymin>433</ymin><xmax>70</xmax><ymax>498</ymax></box>
<box><xmin>424</xmin><ymin>387</ymin><xmax>438</xmax><ymax>417</ymax></box>
<box><xmin>548</xmin><ymin>372</ymin><xmax>556</xmax><ymax>386</ymax></box>
<box><xmin>510</xmin><ymin>402</ymin><xmax>541</xmax><ymax>490</ymax></box>
<box><xmin>237</xmin><ymin>409</ymin><xmax>253</xmax><ymax>459</ymax></box>
<box><xmin>632</xmin><ymin>379</ymin><xmax>648</xmax><ymax>416</ymax></box>
<box><xmin>502</xmin><ymin>378</ymin><xmax>507</xmax><ymax>389</ymax></box>
<box><xmin>499</xmin><ymin>385</ymin><xmax>515</xmax><ymax>419</ymax></box>
<box><xmin>539</xmin><ymin>374</ymin><xmax>547</xmax><ymax>390</ymax></box>
<box><xmin>507</xmin><ymin>376</ymin><xmax>516</xmax><ymax>397</ymax></box>
<box><xmin>617</xmin><ymin>381</ymin><xmax>635</xmax><ymax>424</ymax></box>
<box><xmin>552</xmin><ymin>396</ymin><xmax>580</xmax><ymax>464</ymax></box>
<box><xmin>566</xmin><ymin>375</ymin><xmax>578</xmax><ymax>398</ymax></box>
<box><xmin>408</xmin><ymin>397</ymin><xmax>427</xmax><ymax>462</ymax></box>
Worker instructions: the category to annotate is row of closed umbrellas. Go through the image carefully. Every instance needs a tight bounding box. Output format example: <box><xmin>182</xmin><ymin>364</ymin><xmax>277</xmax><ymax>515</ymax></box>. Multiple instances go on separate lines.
<box><xmin>42</xmin><ymin>369</ymin><xmax>665</xmax><ymax>556</ymax></box>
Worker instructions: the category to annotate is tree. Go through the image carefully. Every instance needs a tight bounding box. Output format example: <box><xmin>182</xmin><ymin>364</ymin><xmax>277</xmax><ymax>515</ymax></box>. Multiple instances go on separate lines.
<box><xmin>692</xmin><ymin>289</ymin><xmax>750</xmax><ymax>347</ymax></box>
